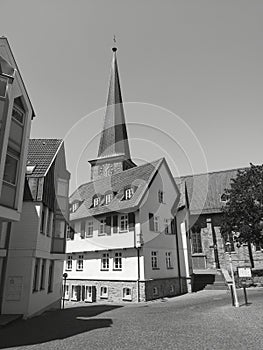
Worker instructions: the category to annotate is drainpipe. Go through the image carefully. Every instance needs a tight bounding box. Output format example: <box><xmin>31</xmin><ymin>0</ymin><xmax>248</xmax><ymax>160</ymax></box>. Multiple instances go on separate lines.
<box><xmin>174</xmin><ymin>217</ymin><xmax>182</xmax><ymax>294</ymax></box>
<box><xmin>137</xmin><ymin>247</ymin><xmax>140</xmax><ymax>302</ymax></box>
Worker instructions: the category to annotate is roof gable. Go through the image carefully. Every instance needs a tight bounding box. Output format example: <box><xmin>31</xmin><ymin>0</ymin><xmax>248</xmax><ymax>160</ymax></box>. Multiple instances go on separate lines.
<box><xmin>175</xmin><ymin>167</ymin><xmax>246</xmax><ymax>214</ymax></box>
<box><xmin>70</xmin><ymin>158</ymin><xmax>163</xmax><ymax>220</ymax></box>
<box><xmin>26</xmin><ymin>139</ymin><xmax>63</xmax><ymax>177</ymax></box>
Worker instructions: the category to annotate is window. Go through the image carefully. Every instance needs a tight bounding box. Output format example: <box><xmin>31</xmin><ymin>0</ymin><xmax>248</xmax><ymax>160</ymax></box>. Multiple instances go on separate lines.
<box><xmin>101</xmin><ymin>253</ymin><xmax>109</xmax><ymax>270</ymax></box>
<box><xmin>158</xmin><ymin>190</ymin><xmax>164</xmax><ymax>203</ymax></box>
<box><xmin>170</xmin><ymin>285</ymin><xmax>174</xmax><ymax>293</ymax></box>
<box><xmin>125</xmin><ymin>188</ymin><xmax>134</xmax><ymax>200</ymax></box>
<box><xmin>100</xmin><ymin>286</ymin><xmax>108</xmax><ymax>299</ymax></box>
<box><xmin>72</xmin><ymin>202</ymin><xmax>79</xmax><ymax>213</ymax></box>
<box><xmin>77</xmin><ymin>255</ymin><xmax>84</xmax><ymax>270</ymax></box>
<box><xmin>164</xmin><ymin>219</ymin><xmax>170</xmax><ymax>234</ymax></box>
<box><xmin>3</xmin><ymin>153</ymin><xmax>18</xmax><ymax>185</ymax></box>
<box><xmin>40</xmin><ymin>208</ymin><xmax>45</xmax><ymax>234</ymax></box>
<box><xmin>151</xmin><ymin>251</ymin><xmax>158</xmax><ymax>269</ymax></box>
<box><xmin>99</xmin><ymin>218</ymin><xmax>106</xmax><ymax>235</ymax></box>
<box><xmin>71</xmin><ymin>285</ymin><xmax>79</xmax><ymax>301</ymax></box>
<box><xmin>120</xmin><ymin>214</ymin><xmax>128</xmax><ymax>232</ymax></box>
<box><xmin>191</xmin><ymin>226</ymin><xmax>202</xmax><ymax>254</ymax></box>
<box><xmin>12</xmin><ymin>105</ymin><xmax>24</xmax><ymax>124</ymax></box>
<box><xmin>66</xmin><ymin>255</ymin><xmax>73</xmax><ymax>270</ymax></box>
<box><xmin>40</xmin><ymin>259</ymin><xmax>46</xmax><ymax>290</ymax></box>
<box><xmin>94</xmin><ymin>197</ymin><xmax>100</xmax><ymax>207</ymax></box>
<box><xmin>154</xmin><ymin>216</ymin><xmax>159</xmax><ymax>232</ymax></box>
<box><xmin>114</xmin><ymin>252</ymin><xmax>122</xmax><ymax>270</ymax></box>
<box><xmin>224</xmin><ymin>233</ymin><xmax>235</xmax><ymax>252</ymax></box>
<box><xmin>153</xmin><ymin>287</ymin><xmax>158</xmax><ymax>296</ymax></box>
<box><xmin>166</xmin><ymin>252</ymin><xmax>172</xmax><ymax>269</ymax></box>
<box><xmin>86</xmin><ymin>220</ymin><xmax>93</xmax><ymax>237</ymax></box>
<box><xmin>64</xmin><ymin>284</ymin><xmax>69</xmax><ymax>300</ymax></box>
<box><xmin>80</xmin><ymin>220</ymin><xmax>86</xmax><ymax>239</ymax></box>
<box><xmin>48</xmin><ymin>260</ymin><xmax>54</xmax><ymax>293</ymax></box>
<box><xmin>105</xmin><ymin>193</ymin><xmax>112</xmax><ymax>205</ymax></box>
<box><xmin>46</xmin><ymin>210</ymin><xmax>53</xmax><ymax>236</ymax></box>
<box><xmin>32</xmin><ymin>258</ymin><xmax>40</xmax><ymax>292</ymax></box>
<box><xmin>123</xmin><ymin>287</ymin><xmax>132</xmax><ymax>301</ymax></box>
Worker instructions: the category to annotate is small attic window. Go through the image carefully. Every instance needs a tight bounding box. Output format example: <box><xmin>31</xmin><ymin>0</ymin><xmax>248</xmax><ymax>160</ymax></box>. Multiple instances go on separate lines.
<box><xmin>105</xmin><ymin>193</ymin><xmax>113</xmax><ymax>205</ymax></box>
<box><xmin>26</xmin><ymin>165</ymin><xmax>36</xmax><ymax>175</ymax></box>
<box><xmin>71</xmin><ymin>201</ymin><xmax>80</xmax><ymax>213</ymax></box>
<box><xmin>125</xmin><ymin>188</ymin><xmax>134</xmax><ymax>200</ymax></box>
<box><xmin>93</xmin><ymin>196</ymin><xmax>100</xmax><ymax>207</ymax></box>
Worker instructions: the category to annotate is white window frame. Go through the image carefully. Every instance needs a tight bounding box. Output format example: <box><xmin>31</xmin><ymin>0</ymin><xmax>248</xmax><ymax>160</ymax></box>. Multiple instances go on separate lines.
<box><xmin>158</xmin><ymin>190</ymin><xmax>164</xmax><ymax>203</ymax></box>
<box><xmin>76</xmin><ymin>255</ymin><xmax>84</xmax><ymax>271</ymax></box>
<box><xmin>125</xmin><ymin>188</ymin><xmax>134</xmax><ymax>200</ymax></box>
<box><xmin>114</xmin><ymin>252</ymin><xmax>122</xmax><ymax>270</ymax></box>
<box><xmin>164</xmin><ymin>219</ymin><xmax>170</xmax><ymax>234</ymax></box>
<box><xmin>105</xmin><ymin>193</ymin><xmax>112</xmax><ymax>205</ymax></box>
<box><xmin>100</xmin><ymin>286</ymin><xmax>108</xmax><ymax>299</ymax></box>
<box><xmin>154</xmin><ymin>216</ymin><xmax>159</xmax><ymax>232</ymax></box>
<box><xmin>119</xmin><ymin>214</ymin><xmax>128</xmax><ymax>232</ymax></box>
<box><xmin>123</xmin><ymin>287</ymin><xmax>132</xmax><ymax>301</ymax></box>
<box><xmin>99</xmin><ymin>218</ymin><xmax>106</xmax><ymax>235</ymax></box>
<box><xmin>66</xmin><ymin>255</ymin><xmax>73</xmax><ymax>271</ymax></box>
<box><xmin>165</xmin><ymin>252</ymin><xmax>172</xmax><ymax>269</ymax></box>
<box><xmin>86</xmin><ymin>220</ymin><xmax>93</xmax><ymax>237</ymax></box>
<box><xmin>151</xmin><ymin>251</ymin><xmax>158</xmax><ymax>269</ymax></box>
<box><xmin>94</xmin><ymin>197</ymin><xmax>100</xmax><ymax>207</ymax></box>
<box><xmin>153</xmin><ymin>287</ymin><xmax>158</xmax><ymax>296</ymax></box>
<box><xmin>101</xmin><ymin>253</ymin><xmax>109</xmax><ymax>270</ymax></box>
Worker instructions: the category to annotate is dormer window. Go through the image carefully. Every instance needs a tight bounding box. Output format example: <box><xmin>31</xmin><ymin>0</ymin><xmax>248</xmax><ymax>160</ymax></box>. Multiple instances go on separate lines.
<box><xmin>125</xmin><ymin>188</ymin><xmax>134</xmax><ymax>200</ymax></box>
<box><xmin>94</xmin><ymin>196</ymin><xmax>100</xmax><ymax>207</ymax></box>
<box><xmin>26</xmin><ymin>165</ymin><xmax>36</xmax><ymax>175</ymax></box>
<box><xmin>105</xmin><ymin>193</ymin><xmax>112</xmax><ymax>205</ymax></box>
<box><xmin>71</xmin><ymin>201</ymin><xmax>79</xmax><ymax>213</ymax></box>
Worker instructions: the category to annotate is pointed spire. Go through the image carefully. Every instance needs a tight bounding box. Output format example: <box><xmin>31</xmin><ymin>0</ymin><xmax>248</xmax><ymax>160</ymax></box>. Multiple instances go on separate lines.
<box><xmin>97</xmin><ymin>46</ymin><xmax>131</xmax><ymax>159</ymax></box>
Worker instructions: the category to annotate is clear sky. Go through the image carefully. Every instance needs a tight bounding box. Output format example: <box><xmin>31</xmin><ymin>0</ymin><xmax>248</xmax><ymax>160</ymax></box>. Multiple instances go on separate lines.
<box><xmin>1</xmin><ymin>0</ymin><xmax>263</xmax><ymax>193</ymax></box>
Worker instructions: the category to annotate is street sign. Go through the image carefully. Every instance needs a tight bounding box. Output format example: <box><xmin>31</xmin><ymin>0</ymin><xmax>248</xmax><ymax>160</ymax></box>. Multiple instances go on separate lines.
<box><xmin>237</xmin><ymin>267</ymin><xmax>252</xmax><ymax>278</ymax></box>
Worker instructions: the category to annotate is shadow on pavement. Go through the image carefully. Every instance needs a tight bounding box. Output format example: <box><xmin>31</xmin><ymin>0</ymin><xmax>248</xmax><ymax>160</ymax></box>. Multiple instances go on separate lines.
<box><xmin>0</xmin><ymin>304</ymin><xmax>122</xmax><ymax>348</ymax></box>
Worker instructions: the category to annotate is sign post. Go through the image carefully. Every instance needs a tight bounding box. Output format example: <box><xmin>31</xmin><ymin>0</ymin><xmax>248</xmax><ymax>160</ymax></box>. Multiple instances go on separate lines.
<box><xmin>237</xmin><ymin>267</ymin><xmax>252</xmax><ymax>306</ymax></box>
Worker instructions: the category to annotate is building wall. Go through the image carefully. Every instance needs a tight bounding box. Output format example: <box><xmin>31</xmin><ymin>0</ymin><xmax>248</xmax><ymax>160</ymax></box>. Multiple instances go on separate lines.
<box><xmin>0</xmin><ymin>38</ymin><xmax>33</xmax><ymax>222</ymax></box>
<box><xmin>190</xmin><ymin>213</ymin><xmax>263</xmax><ymax>271</ymax></box>
<box><xmin>2</xmin><ymin>201</ymin><xmax>64</xmax><ymax>317</ymax></box>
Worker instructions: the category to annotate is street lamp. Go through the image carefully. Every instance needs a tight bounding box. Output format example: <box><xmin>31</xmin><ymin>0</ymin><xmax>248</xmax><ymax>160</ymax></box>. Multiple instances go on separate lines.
<box><xmin>62</xmin><ymin>272</ymin><xmax>68</xmax><ymax>309</ymax></box>
<box><xmin>0</xmin><ymin>54</ymin><xmax>15</xmax><ymax>100</ymax></box>
<box><xmin>226</xmin><ymin>240</ymin><xmax>239</xmax><ymax>307</ymax></box>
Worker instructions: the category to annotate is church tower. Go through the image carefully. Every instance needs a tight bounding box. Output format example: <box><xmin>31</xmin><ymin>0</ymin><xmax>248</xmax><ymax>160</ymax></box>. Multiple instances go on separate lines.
<box><xmin>89</xmin><ymin>46</ymin><xmax>136</xmax><ymax>181</ymax></box>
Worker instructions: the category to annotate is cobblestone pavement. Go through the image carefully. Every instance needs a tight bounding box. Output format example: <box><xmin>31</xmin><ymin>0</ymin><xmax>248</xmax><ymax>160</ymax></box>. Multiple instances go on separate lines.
<box><xmin>0</xmin><ymin>288</ymin><xmax>262</xmax><ymax>350</ymax></box>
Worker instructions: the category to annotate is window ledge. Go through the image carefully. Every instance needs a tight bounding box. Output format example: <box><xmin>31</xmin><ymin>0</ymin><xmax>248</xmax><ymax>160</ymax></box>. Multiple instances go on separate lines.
<box><xmin>113</xmin><ymin>268</ymin><xmax>122</xmax><ymax>271</ymax></box>
<box><xmin>119</xmin><ymin>230</ymin><xmax>128</xmax><ymax>233</ymax></box>
<box><xmin>65</xmin><ymin>269</ymin><xmax>72</xmax><ymax>271</ymax></box>
<box><xmin>152</xmin><ymin>267</ymin><xmax>160</xmax><ymax>270</ymax></box>
<box><xmin>100</xmin><ymin>269</ymin><xmax>109</xmax><ymax>271</ymax></box>
<box><xmin>98</xmin><ymin>233</ymin><xmax>106</xmax><ymax>236</ymax></box>
<box><xmin>167</xmin><ymin>267</ymin><xmax>174</xmax><ymax>270</ymax></box>
<box><xmin>76</xmin><ymin>269</ymin><xmax>83</xmax><ymax>271</ymax></box>
<box><xmin>100</xmin><ymin>296</ymin><xmax>108</xmax><ymax>299</ymax></box>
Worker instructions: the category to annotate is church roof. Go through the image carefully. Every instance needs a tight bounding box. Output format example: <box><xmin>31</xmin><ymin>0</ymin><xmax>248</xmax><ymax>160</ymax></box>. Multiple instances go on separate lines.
<box><xmin>96</xmin><ymin>47</ymin><xmax>131</xmax><ymax>160</ymax></box>
<box><xmin>70</xmin><ymin>158</ymin><xmax>164</xmax><ymax>220</ymax></box>
<box><xmin>175</xmin><ymin>167</ymin><xmax>246</xmax><ymax>215</ymax></box>
<box><xmin>26</xmin><ymin>138</ymin><xmax>63</xmax><ymax>177</ymax></box>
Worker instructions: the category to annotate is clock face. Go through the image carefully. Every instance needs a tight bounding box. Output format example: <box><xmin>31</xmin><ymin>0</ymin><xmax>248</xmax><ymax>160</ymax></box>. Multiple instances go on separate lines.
<box><xmin>104</xmin><ymin>164</ymin><xmax>114</xmax><ymax>176</ymax></box>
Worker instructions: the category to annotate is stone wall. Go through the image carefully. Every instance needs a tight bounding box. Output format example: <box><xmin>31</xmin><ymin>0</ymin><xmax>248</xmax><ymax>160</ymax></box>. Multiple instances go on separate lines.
<box><xmin>66</xmin><ymin>277</ymin><xmax>185</xmax><ymax>303</ymax></box>
<box><xmin>191</xmin><ymin>213</ymin><xmax>263</xmax><ymax>271</ymax></box>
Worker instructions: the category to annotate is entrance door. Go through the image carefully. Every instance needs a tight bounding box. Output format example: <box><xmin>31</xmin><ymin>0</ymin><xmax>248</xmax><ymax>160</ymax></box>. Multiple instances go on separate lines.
<box><xmin>85</xmin><ymin>286</ymin><xmax>92</xmax><ymax>302</ymax></box>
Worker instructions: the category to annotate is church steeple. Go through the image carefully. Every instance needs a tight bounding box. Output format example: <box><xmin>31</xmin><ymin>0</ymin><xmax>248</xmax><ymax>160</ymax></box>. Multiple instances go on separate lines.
<box><xmin>89</xmin><ymin>46</ymin><xmax>136</xmax><ymax>181</ymax></box>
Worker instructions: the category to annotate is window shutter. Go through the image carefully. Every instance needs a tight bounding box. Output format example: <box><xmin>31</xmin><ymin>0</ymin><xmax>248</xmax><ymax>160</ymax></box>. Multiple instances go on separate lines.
<box><xmin>106</xmin><ymin>216</ymin><xmax>111</xmax><ymax>235</ymax></box>
<box><xmin>149</xmin><ymin>213</ymin><xmax>154</xmax><ymax>231</ymax></box>
<box><xmin>128</xmin><ymin>212</ymin><xmax>135</xmax><ymax>231</ymax></box>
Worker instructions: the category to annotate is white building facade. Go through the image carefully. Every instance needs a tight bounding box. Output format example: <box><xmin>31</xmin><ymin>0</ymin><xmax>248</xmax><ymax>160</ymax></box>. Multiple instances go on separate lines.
<box><xmin>64</xmin><ymin>46</ymin><xmax>192</xmax><ymax>303</ymax></box>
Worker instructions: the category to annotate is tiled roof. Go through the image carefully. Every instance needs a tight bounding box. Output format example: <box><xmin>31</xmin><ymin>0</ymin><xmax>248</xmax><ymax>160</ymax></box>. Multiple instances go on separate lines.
<box><xmin>175</xmin><ymin>168</ymin><xmax>246</xmax><ymax>215</ymax></box>
<box><xmin>70</xmin><ymin>158</ymin><xmax>163</xmax><ymax>220</ymax></box>
<box><xmin>97</xmin><ymin>48</ymin><xmax>131</xmax><ymax>160</ymax></box>
<box><xmin>26</xmin><ymin>139</ymin><xmax>63</xmax><ymax>177</ymax></box>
